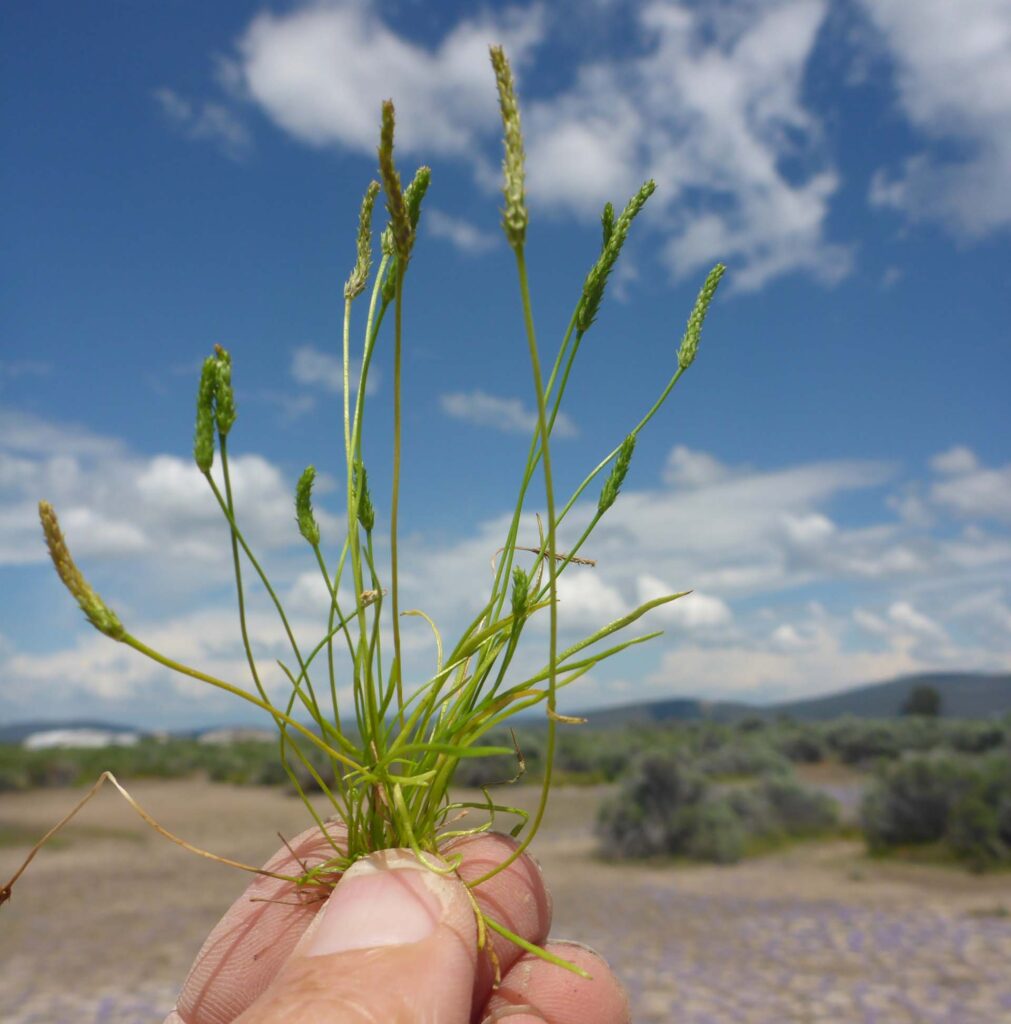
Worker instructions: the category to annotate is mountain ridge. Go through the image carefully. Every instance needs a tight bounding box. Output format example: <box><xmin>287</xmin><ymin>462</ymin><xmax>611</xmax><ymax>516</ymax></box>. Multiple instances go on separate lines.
<box><xmin>575</xmin><ymin>671</ymin><xmax>1011</xmax><ymax>727</ymax></box>
<box><xmin>2</xmin><ymin>671</ymin><xmax>1008</xmax><ymax>742</ymax></box>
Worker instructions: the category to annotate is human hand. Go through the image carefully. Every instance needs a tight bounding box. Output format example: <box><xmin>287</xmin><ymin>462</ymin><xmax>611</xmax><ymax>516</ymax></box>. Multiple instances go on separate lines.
<box><xmin>164</xmin><ymin>827</ymin><xmax>629</xmax><ymax>1024</ymax></box>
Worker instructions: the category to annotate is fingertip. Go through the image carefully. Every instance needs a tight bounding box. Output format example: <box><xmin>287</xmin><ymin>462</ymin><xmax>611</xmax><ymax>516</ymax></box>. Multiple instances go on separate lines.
<box><xmin>444</xmin><ymin>833</ymin><xmax>553</xmax><ymax>1010</ymax></box>
<box><xmin>485</xmin><ymin>941</ymin><xmax>630</xmax><ymax>1024</ymax></box>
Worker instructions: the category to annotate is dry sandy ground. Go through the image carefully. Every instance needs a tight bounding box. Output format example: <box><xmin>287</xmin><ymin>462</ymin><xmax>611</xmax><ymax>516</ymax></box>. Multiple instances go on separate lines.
<box><xmin>2</xmin><ymin>780</ymin><xmax>1010</xmax><ymax>1023</ymax></box>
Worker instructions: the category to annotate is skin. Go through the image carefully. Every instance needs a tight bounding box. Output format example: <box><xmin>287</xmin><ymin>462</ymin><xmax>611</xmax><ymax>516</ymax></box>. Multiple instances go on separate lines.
<box><xmin>163</xmin><ymin>827</ymin><xmax>629</xmax><ymax>1024</ymax></box>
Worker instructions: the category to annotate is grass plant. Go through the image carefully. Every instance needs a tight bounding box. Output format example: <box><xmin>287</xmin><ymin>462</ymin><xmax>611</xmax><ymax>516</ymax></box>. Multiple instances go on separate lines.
<box><xmin>2</xmin><ymin>47</ymin><xmax>725</xmax><ymax>969</ymax></box>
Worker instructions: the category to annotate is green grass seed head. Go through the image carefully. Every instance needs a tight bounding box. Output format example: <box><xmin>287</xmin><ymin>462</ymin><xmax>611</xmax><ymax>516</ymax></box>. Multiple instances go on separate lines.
<box><xmin>345</xmin><ymin>180</ymin><xmax>380</xmax><ymax>301</ymax></box>
<box><xmin>354</xmin><ymin>461</ymin><xmax>375</xmax><ymax>532</ymax></box>
<box><xmin>193</xmin><ymin>355</ymin><xmax>217</xmax><ymax>472</ymax></box>
<box><xmin>598</xmin><ymin>433</ymin><xmax>636</xmax><ymax>515</ymax></box>
<box><xmin>601</xmin><ymin>201</ymin><xmax>615</xmax><ymax>248</ymax></box>
<box><xmin>382</xmin><ymin>165</ymin><xmax>432</xmax><ymax>303</ymax></box>
<box><xmin>405</xmin><ymin>165</ymin><xmax>432</xmax><ymax>229</ymax></box>
<box><xmin>678</xmin><ymin>263</ymin><xmax>727</xmax><ymax>370</ymax></box>
<box><xmin>489</xmin><ymin>45</ymin><xmax>527</xmax><ymax>250</ymax></box>
<box><xmin>511</xmin><ymin>566</ymin><xmax>530</xmax><ymax>620</ymax></box>
<box><xmin>295</xmin><ymin>466</ymin><xmax>321</xmax><ymax>546</ymax></box>
<box><xmin>212</xmin><ymin>345</ymin><xmax>237</xmax><ymax>436</ymax></box>
<box><xmin>577</xmin><ymin>180</ymin><xmax>656</xmax><ymax>335</ymax></box>
<box><xmin>39</xmin><ymin>501</ymin><xmax>124</xmax><ymax>640</ymax></box>
<box><xmin>378</xmin><ymin>100</ymin><xmax>413</xmax><ymax>262</ymax></box>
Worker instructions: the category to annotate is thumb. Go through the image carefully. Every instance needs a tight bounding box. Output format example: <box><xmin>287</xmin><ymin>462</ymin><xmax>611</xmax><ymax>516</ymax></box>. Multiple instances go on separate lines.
<box><xmin>236</xmin><ymin>848</ymin><xmax>478</xmax><ymax>1024</ymax></box>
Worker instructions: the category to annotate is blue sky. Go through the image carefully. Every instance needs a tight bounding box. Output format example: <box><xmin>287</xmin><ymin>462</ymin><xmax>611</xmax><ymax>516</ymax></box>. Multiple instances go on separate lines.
<box><xmin>2</xmin><ymin>0</ymin><xmax>1009</xmax><ymax>729</ymax></box>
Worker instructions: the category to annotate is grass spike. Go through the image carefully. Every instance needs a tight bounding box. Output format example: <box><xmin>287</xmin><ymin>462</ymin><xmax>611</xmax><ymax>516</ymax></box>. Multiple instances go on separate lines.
<box><xmin>38</xmin><ymin>501</ymin><xmax>124</xmax><ymax>640</ymax></box>
<box><xmin>489</xmin><ymin>45</ymin><xmax>527</xmax><ymax>250</ymax></box>
<box><xmin>678</xmin><ymin>263</ymin><xmax>727</xmax><ymax>370</ymax></box>
<box><xmin>345</xmin><ymin>180</ymin><xmax>381</xmax><ymax>300</ymax></box>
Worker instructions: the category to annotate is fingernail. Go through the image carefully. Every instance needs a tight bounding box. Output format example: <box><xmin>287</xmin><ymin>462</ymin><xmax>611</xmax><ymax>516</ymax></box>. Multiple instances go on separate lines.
<box><xmin>305</xmin><ymin>849</ymin><xmax>441</xmax><ymax>957</ymax></box>
<box><xmin>551</xmin><ymin>938</ymin><xmax>605</xmax><ymax>960</ymax></box>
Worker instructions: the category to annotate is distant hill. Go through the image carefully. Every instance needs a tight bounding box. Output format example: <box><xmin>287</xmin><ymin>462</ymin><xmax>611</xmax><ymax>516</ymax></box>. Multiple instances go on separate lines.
<box><xmin>2</xmin><ymin>673</ymin><xmax>1008</xmax><ymax>743</ymax></box>
<box><xmin>771</xmin><ymin>672</ymin><xmax>1011</xmax><ymax>721</ymax></box>
<box><xmin>577</xmin><ymin>672</ymin><xmax>1011</xmax><ymax>727</ymax></box>
<box><xmin>576</xmin><ymin>697</ymin><xmax>750</xmax><ymax>728</ymax></box>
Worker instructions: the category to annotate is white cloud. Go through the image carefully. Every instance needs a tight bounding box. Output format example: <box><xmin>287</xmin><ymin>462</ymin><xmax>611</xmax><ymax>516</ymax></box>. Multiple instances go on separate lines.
<box><xmin>663</xmin><ymin>445</ymin><xmax>731</xmax><ymax>488</ymax></box>
<box><xmin>647</xmin><ymin>597</ymin><xmax>1009</xmax><ymax>701</ymax></box>
<box><xmin>6</xmin><ymin>410</ymin><xmax>1011</xmax><ymax>719</ymax></box>
<box><xmin>948</xmin><ymin>587</ymin><xmax>1011</xmax><ymax>638</ymax></box>
<box><xmin>0</xmin><ymin>601</ymin><xmax>352</xmax><ymax>713</ymax></box>
<box><xmin>930</xmin><ymin>445</ymin><xmax>979</xmax><ymax>476</ymax></box>
<box><xmin>235</xmin><ymin>3</ymin><xmax>544</xmax><ymax>155</ymax></box>
<box><xmin>932</xmin><ymin>467</ymin><xmax>1011</xmax><ymax>523</ymax></box>
<box><xmin>853</xmin><ymin>607</ymin><xmax>889</xmax><ymax>635</ymax></box>
<box><xmin>426</xmin><ymin>209</ymin><xmax>498</xmax><ymax>253</ymax></box>
<box><xmin>590</xmin><ymin>454</ymin><xmax>894</xmax><ymax>599</ymax></box>
<box><xmin>439</xmin><ymin>389</ymin><xmax>577</xmax><ymax>437</ymax></box>
<box><xmin>860</xmin><ymin>0</ymin><xmax>1011</xmax><ymax>238</ymax></box>
<box><xmin>552</xmin><ymin>571</ymin><xmax>626</xmax><ymax>628</ymax></box>
<box><xmin>154</xmin><ymin>88</ymin><xmax>251</xmax><ymax>160</ymax></box>
<box><xmin>291</xmin><ymin>345</ymin><xmax>378</xmax><ymax>396</ymax></box>
<box><xmin>0</xmin><ymin>411</ymin><xmax>338</xmax><ymax>573</ymax></box>
<box><xmin>526</xmin><ymin>0</ymin><xmax>852</xmax><ymax>291</ymax></box>
<box><xmin>928</xmin><ymin>446</ymin><xmax>1011</xmax><ymax>523</ymax></box>
<box><xmin>0</xmin><ymin>409</ymin><xmax>124</xmax><ymax>459</ymax></box>
<box><xmin>220</xmin><ymin>0</ymin><xmax>848</xmax><ymax>291</ymax></box>
<box><xmin>781</xmin><ymin>512</ymin><xmax>836</xmax><ymax>549</ymax></box>
<box><xmin>887</xmin><ymin>486</ymin><xmax>933</xmax><ymax>527</ymax></box>
<box><xmin>60</xmin><ymin>506</ymin><xmax>149</xmax><ymax>558</ymax></box>
<box><xmin>646</xmin><ymin>626</ymin><xmax>917</xmax><ymax>699</ymax></box>
<box><xmin>887</xmin><ymin>600</ymin><xmax>946</xmax><ymax>639</ymax></box>
<box><xmin>637</xmin><ymin>575</ymin><xmax>732</xmax><ymax>630</ymax></box>
<box><xmin>770</xmin><ymin>622</ymin><xmax>820</xmax><ymax>652</ymax></box>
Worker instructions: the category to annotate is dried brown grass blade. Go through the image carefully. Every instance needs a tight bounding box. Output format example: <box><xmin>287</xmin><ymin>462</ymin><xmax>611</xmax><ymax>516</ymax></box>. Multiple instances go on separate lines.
<box><xmin>0</xmin><ymin>771</ymin><xmax>298</xmax><ymax>908</ymax></box>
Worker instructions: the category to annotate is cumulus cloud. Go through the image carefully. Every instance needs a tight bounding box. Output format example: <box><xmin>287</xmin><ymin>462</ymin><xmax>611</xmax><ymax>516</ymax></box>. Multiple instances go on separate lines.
<box><xmin>401</xmin><ymin>442</ymin><xmax>1011</xmax><ymax>701</ymax></box>
<box><xmin>525</xmin><ymin>0</ymin><xmax>852</xmax><ymax>290</ymax></box>
<box><xmin>154</xmin><ymin>87</ymin><xmax>252</xmax><ymax>160</ymax></box>
<box><xmin>0</xmin><ymin>410</ymin><xmax>337</xmax><ymax>573</ymax></box>
<box><xmin>440</xmin><ymin>390</ymin><xmax>577</xmax><ymax>437</ymax></box>
<box><xmin>0</xmin><ymin>409</ymin><xmax>125</xmax><ymax>459</ymax></box>
<box><xmin>887</xmin><ymin>600</ymin><xmax>946</xmax><ymax>639</ymax></box>
<box><xmin>553</xmin><ymin>572</ymin><xmax>626</xmax><ymax>628</ymax></box>
<box><xmin>234</xmin><ymin>3</ymin><xmax>544</xmax><ymax>155</ymax></box>
<box><xmin>6</xmin><ymin>407</ymin><xmax>1011</xmax><ymax>717</ymax></box>
<box><xmin>663</xmin><ymin>445</ymin><xmax>731</xmax><ymax>488</ymax></box>
<box><xmin>291</xmin><ymin>345</ymin><xmax>378</xmax><ymax>397</ymax></box>
<box><xmin>860</xmin><ymin>0</ymin><xmax>1011</xmax><ymax>238</ymax></box>
<box><xmin>214</xmin><ymin>0</ymin><xmax>849</xmax><ymax>291</ymax></box>
<box><xmin>1</xmin><ymin>602</ymin><xmax>354</xmax><ymax>721</ymax></box>
<box><xmin>930</xmin><ymin>446</ymin><xmax>979</xmax><ymax>475</ymax></box>
<box><xmin>154</xmin><ymin>0</ymin><xmax>1011</xmax><ymax>297</ymax></box>
<box><xmin>647</xmin><ymin>618</ymin><xmax>922</xmax><ymax>699</ymax></box>
<box><xmin>591</xmin><ymin>450</ymin><xmax>894</xmax><ymax>597</ymax></box>
<box><xmin>637</xmin><ymin>575</ymin><xmax>733</xmax><ymax>630</ymax></box>
<box><xmin>648</xmin><ymin>596</ymin><xmax>1007</xmax><ymax>702</ymax></box>
<box><xmin>925</xmin><ymin>445</ymin><xmax>1011</xmax><ymax>524</ymax></box>
<box><xmin>426</xmin><ymin>209</ymin><xmax>498</xmax><ymax>253</ymax></box>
